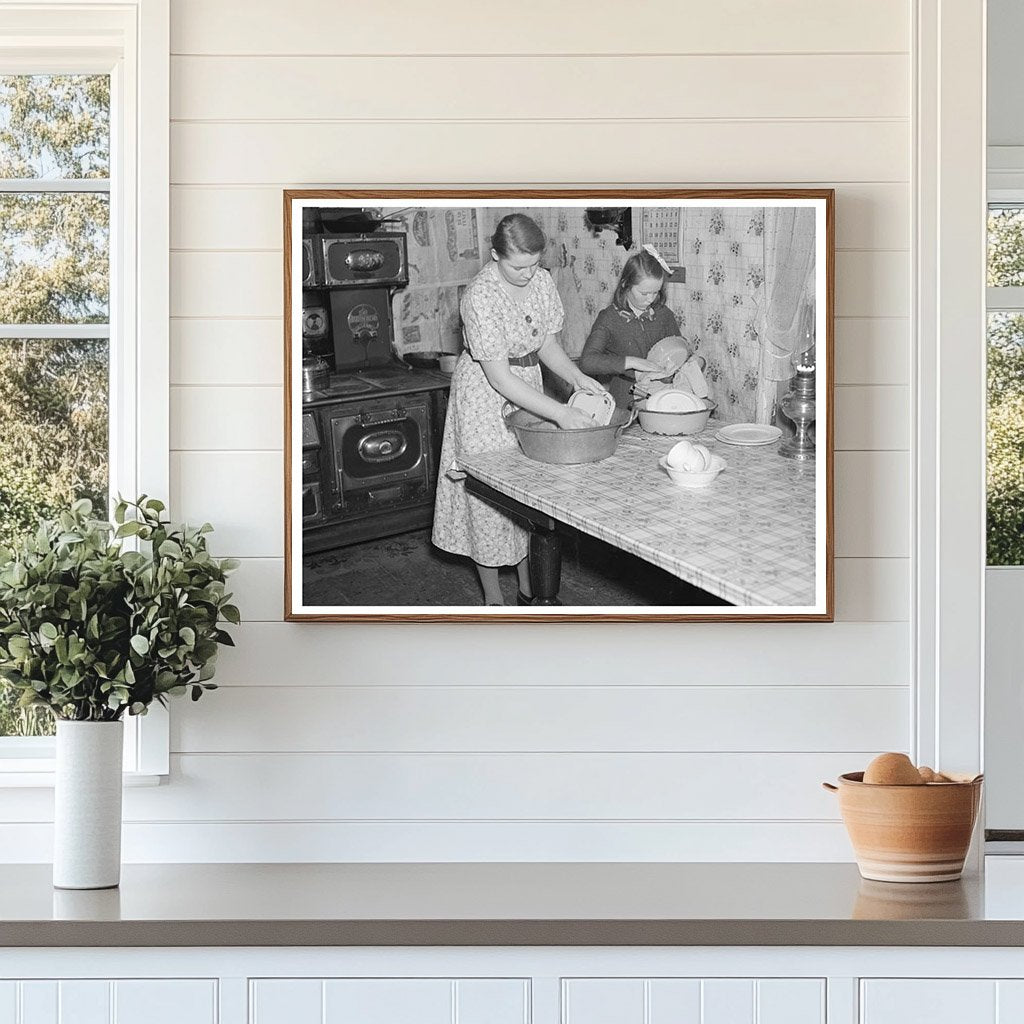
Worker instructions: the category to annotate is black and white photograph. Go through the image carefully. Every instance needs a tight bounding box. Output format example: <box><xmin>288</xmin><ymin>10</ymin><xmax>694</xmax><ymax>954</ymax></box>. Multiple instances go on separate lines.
<box><xmin>285</xmin><ymin>191</ymin><xmax>833</xmax><ymax>621</ymax></box>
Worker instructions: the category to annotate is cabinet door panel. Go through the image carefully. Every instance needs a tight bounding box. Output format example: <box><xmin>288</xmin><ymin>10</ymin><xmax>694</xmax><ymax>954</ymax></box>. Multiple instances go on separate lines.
<box><xmin>58</xmin><ymin>982</ymin><xmax>110</xmax><ymax>1024</ymax></box>
<box><xmin>565</xmin><ymin>978</ymin><xmax>825</xmax><ymax>1024</ymax></box>
<box><xmin>19</xmin><ymin>982</ymin><xmax>56</xmax><ymax>1024</ymax></box>
<box><xmin>998</xmin><ymin>980</ymin><xmax>1024</xmax><ymax>1023</ymax></box>
<box><xmin>455</xmin><ymin>980</ymin><xmax>528</xmax><ymax>1024</ymax></box>
<box><xmin>0</xmin><ymin>983</ymin><xmax>15</xmax><ymax>1024</ymax></box>
<box><xmin>114</xmin><ymin>981</ymin><xmax>217</xmax><ymax>1024</ymax></box>
<box><xmin>648</xmin><ymin>979</ymin><xmax>702</xmax><ymax>1023</ymax></box>
<box><xmin>563</xmin><ymin>980</ymin><xmax>645</xmax><ymax>1024</ymax></box>
<box><xmin>861</xmin><ymin>981</ymin><xmax>997</xmax><ymax>1023</ymax></box>
<box><xmin>323</xmin><ymin>980</ymin><xmax>451</xmax><ymax>1024</ymax></box>
<box><xmin>251</xmin><ymin>978</ymin><xmax>528</xmax><ymax>1024</ymax></box>
<box><xmin>757</xmin><ymin>980</ymin><xmax>825</xmax><ymax>1024</ymax></box>
<box><xmin>0</xmin><ymin>981</ymin><xmax>217</xmax><ymax>1024</ymax></box>
<box><xmin>702</xmin><ymin>979</ymin><xmax>754</xmax><ymax>1024</ymax></box>
<box><xmin>250</xmin><ymin>979</ymin><xmax>322</xmax><ymax>1024</ymax></box>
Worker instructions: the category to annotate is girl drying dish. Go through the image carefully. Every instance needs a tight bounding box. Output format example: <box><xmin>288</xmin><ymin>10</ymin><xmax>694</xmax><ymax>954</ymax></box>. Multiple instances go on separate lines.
<box><xmin>579</xmin><ymin>245</ymin><xmax>687</xmax><ymax>409</ymax></box>
<box><xmin>432</xmin><ymin>213</ymin><xmax>607</xmax><ymax>607</ymax></box>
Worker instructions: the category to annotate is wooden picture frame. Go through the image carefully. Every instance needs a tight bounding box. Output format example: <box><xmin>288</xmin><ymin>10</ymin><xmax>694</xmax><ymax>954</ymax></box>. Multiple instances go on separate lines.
<box><xmin>284</xmin><ymin>189</ymin><xmax>834</xmax><ymax>622</ymax></box>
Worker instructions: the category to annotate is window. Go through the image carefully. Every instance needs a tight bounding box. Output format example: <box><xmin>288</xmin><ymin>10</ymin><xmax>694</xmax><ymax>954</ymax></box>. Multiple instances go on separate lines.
<box><xmin>0</xmin><ymin>73</ymin><xmax>111</xmax><ymax>738</ymax></box>
<box><xmin>0</xmin><ymin>3</ymin><xmax>169</xmax><ymax>778</ymax></box>
<box><xmin>986</xmin><ymin>204</ymin><xmax>1024</xmax><ymax>565</ymax></box>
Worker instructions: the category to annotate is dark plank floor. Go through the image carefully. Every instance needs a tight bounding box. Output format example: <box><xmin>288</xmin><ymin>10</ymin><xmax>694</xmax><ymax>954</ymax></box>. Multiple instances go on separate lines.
<box><xmin>302</xmin><ymin>526</ymin><xmax>729</xmax><ymax>608</ymax></box>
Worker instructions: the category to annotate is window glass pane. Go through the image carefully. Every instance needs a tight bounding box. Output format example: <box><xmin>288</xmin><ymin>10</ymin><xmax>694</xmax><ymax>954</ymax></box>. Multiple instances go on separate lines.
<box><xmin>0</xmin><ymin>338</ymin><xmax>107</xmax><ymax>739</ymax></box>
<box><xmin>0</xmin><ymin>74</ymin><xmax>111</xmax><ymax>741</ymax></box>
<box><xmin>0</xmin><ymin>697</ymin><xmax>54</xmax><ymax>738</ymax></box>
<box><xmin>987</xmin><ymin>312</ymin><xmax>1024</xmax><ymax>565</ymax></box>
<box><xmin>0</xmin><ymin>192</ymin><xmax>109</xmax><ymax>323</ymax></box>
<box><xmin>0</xmin><ymin>74</ymin><xmax>109</xmax><ymax>179</ymax></box>
<box><xmin>988</xmin><ymin>206</ymin><xmax>1024</xmax><ymax>288</ymax></box>
<box><xmin>0</xmin><ymin>338</ymin><xmax>109</xmax><ymax>534</ymax></box>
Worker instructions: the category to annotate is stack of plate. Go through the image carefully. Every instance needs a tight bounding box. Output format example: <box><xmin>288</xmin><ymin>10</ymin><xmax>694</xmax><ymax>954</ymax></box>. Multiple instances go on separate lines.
<box><xmin>714</xmin><ymin>424</ymin><xmax>782</xmax><ymax>446</ymax></box>
<box><xmin>646</xmin><ymin>388</ymin><xmax>705</xmax><ymax>414</ymax></box>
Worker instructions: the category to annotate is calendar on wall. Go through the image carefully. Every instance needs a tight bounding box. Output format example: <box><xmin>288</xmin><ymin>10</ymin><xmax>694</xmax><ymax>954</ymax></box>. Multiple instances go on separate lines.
<box><xmin>640</xmin><ymin>207</ymin><xmax>683</xmax><ymax>266</ymax></box>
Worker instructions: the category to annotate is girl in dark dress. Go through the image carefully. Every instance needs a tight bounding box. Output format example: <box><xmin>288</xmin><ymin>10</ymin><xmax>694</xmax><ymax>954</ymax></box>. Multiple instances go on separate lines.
<box><xmin>579</xmin><ymin>247</ymin><xmax>688</xmax><ymax>408</ymax></box>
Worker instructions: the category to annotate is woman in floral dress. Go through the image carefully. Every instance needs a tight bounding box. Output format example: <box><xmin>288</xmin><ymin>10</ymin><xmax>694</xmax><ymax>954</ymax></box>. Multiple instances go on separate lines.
<box><xmin>432</xmin><ymin>214</ymin><xmax>607</xmax><ymax>606</ymax></box>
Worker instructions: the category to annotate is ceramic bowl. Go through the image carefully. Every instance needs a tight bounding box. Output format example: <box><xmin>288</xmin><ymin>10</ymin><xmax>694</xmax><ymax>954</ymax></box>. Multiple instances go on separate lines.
<box><xmin>823</xmin><ymin>771</ymin><xmax>983</xmax><ymax>883</ymax></box>
<box><xmin>659</xmin><ymin>453</ymin><xmax>727</xmax><ymax>488</ymax></box>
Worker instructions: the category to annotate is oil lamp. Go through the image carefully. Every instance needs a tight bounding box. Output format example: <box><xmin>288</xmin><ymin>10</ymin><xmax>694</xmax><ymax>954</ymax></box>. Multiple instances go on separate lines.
<box><xmin>779</xmin><ymin>363</ymin><xmax>816</xmax><ymax>461</ymax></box>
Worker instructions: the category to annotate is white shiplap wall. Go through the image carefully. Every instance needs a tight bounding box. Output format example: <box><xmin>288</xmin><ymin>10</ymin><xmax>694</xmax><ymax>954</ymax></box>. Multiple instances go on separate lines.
<box><xmin>6</xmin><ymin>0</ymin><xmax>916</xmax><ymax>862</ymax></box>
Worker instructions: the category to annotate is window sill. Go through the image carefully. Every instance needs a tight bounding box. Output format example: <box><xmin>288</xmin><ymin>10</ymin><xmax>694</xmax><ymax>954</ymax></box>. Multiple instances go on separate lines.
<box><xmin>0</xmin><ymin>768</ymin><xmax>165</xmax><ymax>788</ymax></box>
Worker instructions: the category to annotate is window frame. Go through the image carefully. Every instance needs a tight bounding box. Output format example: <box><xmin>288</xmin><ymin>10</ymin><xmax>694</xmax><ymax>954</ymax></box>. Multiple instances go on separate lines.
<box><xmin>987</xmin><ymin>197</ymin><xmax>1024</xmax><ymax>315</ymax></box>
<box><xmin>0</xmin><ymin>0</ymin><xmax>169</xmax><ymax>782</ymax></box>
<box><xmin>985</xmin><ymin>194</ymin><xmax>1024</xmax><ymax>577</ymax></box>
<box><xmin>984</xmin><ymin>185</ymin><xmax>1024</xmax><ymax>840</ymax></box>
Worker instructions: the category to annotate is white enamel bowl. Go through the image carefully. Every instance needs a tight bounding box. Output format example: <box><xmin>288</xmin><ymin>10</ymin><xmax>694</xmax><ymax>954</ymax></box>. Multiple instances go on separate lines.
<box><xmin>646</xmin><ymin>336</ymin><xmax>692</xmax><ymax>372</ymax></box>
<box><xmin>659</xmin><ymin>453</ymin><xmax>727</xmax><ymax>488</ymax></box>
<box><xmin>637</xmin><ymin>399</ymin><xmax>716</xmax><ymax>435</ymax></box>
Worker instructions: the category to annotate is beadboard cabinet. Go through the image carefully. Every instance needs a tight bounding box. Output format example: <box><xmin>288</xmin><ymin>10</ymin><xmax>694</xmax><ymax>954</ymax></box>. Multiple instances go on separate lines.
<box><xmin>860</xmin><ymin>979</ymin><xmax>1024</xmax><ymax>1023</ymax></box>
<box><xmin>562</xmin><ymin>978</ymin><xmax>825</xmax><ymax>1024</ymax></box>
<box><xmin>4</xmin><ymin>951</ymin><xmax>1024</xmax><ymax>1024</ymax></box>
<box><xmin>8</xmin><ymin>973</ymin><xmax>1024</xmax><ymax>1024</ymax></box>
<box><xmin>0</xmin><ymin>980</ymin><xmax>218</xmax><ymax>1024</ymax></box>
<box><xmin>249</xmin><ymin>979</ymin><xmax>529</xmax><ymax>1024</ymax></box>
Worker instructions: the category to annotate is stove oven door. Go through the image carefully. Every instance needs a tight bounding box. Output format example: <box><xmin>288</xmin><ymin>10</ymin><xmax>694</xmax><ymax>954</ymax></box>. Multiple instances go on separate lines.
<box><xmin>300</xmin><ymin>413</ymin><xmax>324</xmax><ymax>524</ymax></box>
<box><xmin>330</xmin><ymin>400</ymin><xmax>430</xmax><ymax>505</ymax></box>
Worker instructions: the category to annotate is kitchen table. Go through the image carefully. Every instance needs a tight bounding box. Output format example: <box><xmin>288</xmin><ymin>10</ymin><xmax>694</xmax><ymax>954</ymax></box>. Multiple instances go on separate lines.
<box><xmin>459</xmin><ymin>424</ymin><xmax>818</xmax><ymax>608</ymax></box>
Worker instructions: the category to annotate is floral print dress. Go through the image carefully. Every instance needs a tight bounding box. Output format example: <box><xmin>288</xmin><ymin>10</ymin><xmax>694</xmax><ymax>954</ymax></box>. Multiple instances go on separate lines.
<box><xmin>432</xmin><ymin>261</ymin><xmax>564</xmax><ymax>567</ymax></box>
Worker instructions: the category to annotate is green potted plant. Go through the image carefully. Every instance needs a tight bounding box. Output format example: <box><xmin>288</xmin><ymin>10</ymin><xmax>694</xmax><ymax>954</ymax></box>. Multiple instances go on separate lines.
<box><xmin>0</xmin><ymin>496</ymin><xmax>239</xmax><ymax>889</ymax></box>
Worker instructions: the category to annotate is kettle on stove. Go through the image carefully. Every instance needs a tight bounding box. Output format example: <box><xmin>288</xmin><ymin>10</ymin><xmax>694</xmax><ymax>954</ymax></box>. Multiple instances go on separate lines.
<box><xmin>301</xmin><ymin>353</ymin><xmax>330</xmax><ymax>397</ymax></box>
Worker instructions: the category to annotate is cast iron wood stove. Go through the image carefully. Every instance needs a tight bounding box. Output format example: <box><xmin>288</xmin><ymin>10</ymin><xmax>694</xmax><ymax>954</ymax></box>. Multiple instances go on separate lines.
<box><xmin>300</xmin><ymin>217</ymin><xmax>450</xmax><ymax>553</ymax></box>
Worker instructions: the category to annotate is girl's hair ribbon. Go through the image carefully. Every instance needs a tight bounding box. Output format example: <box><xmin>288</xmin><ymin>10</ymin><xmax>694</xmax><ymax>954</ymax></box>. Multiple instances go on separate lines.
<box><xmin>641</xmin><ymin>243</ymin><xmax>673</xmax><ymax>276</ymax></box>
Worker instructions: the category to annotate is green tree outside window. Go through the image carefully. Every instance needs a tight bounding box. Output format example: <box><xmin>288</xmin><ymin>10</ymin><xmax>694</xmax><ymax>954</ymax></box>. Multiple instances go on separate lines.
<box><xmin>0</xmin><ymin>75</ymin><xmax>110</xmax><ymax>736</ymax></box>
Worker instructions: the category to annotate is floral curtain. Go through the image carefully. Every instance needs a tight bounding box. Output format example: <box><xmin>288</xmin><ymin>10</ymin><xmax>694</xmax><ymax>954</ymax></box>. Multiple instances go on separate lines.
<box><xmin>760</xmin><ymin>207</ymin><xmax>817</xmax><ymax>381</ymax></box>
<box><xmin>675</xmin><ymin>208</ymin><xmax>768</xmax><ymax>424</ymax></box>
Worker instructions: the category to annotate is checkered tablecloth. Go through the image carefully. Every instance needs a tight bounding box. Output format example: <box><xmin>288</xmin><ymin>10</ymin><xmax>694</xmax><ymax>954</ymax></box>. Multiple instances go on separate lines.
<box><xmin>458</xmin><ymin>425</ymin><xmax>817</xmax><ymax>607</ymax></box>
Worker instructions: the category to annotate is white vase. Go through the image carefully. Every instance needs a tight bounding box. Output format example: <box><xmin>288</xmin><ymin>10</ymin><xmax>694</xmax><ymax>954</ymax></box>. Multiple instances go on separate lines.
<box><xmin>53</xmin><ymin>720</ymin><xmax>124</xmax><ymax>889</ymax></box>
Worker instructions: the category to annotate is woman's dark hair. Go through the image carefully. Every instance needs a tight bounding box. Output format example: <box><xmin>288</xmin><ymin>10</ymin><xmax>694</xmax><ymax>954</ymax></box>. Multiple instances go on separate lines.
<box><xmin>613</xmin><ymin>250</ymin><xmax>668</xmax><ymax>309</ymax></box>
<box><xmin>491</xmin><ymin>213</ymin><xmax>546</xmax><ymax>258</ymax></box>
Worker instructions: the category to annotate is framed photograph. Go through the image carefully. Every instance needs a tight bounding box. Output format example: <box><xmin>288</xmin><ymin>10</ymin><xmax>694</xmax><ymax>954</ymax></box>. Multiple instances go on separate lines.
<box><xmin>284</xmin><ymin>189</ymin><xmax>833</xmax><ymax>622</ymax></box>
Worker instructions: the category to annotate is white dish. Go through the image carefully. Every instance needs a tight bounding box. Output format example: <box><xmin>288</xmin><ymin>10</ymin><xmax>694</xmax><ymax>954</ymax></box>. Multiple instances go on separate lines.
<box><xmin>666</xmin><ymin>440</ymin><xmax>711</xmax><ymax>472</ymax></box>
<box><xmin>646</xmin><ymin>336</ymin><xmax>692</xmax><ymax>372</ymax></box>
<box><xmin>647</xmin><ymin>388</ymin><xmax>705</xmax><ymax>414</ymax></box>
<box><xmin>659</xmin><ymin>453</ymin><xmax>727</xmax><ymax>488</ymax></box>
<box><xmin>567</xmin><ymin>388</ymin><xmax>615</xmax><ymax>426</ymax></box>
<box><xmin>714</xmin><ymin>424</ymin><xmax>783</xmax><ymax>446</ymax></box>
